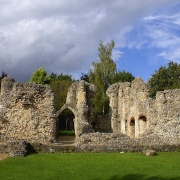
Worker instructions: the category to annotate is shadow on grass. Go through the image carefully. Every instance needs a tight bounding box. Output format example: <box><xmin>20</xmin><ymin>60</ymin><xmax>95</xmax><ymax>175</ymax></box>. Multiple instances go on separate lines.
<box><xmin>106</xmin><ymin>174</ymin><xmax>180</xmax><ymax>180</ymax></box>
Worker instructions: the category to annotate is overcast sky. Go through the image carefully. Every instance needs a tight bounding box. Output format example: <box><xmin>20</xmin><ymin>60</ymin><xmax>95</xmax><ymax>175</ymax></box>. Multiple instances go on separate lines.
<box><xmin>0</xmin><ymin>0</ymin><xmax>180</xmax><ymax>82</ymax></box>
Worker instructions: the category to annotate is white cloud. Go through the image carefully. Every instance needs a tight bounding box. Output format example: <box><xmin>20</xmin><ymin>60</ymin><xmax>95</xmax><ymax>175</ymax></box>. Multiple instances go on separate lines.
<box><xmin>0</xmin><ymin>0</ymin><xmax>179</xmax><ymax>81</ymax></box>
<box><xmin>112</xmin><ymin>49</ymin><xmax>123</xmax><ymax>62</ymax></box>
<box><xmin>126</xmin><ymin>3</ymin><xmax>180</xmax><ymax>64</ymax></box>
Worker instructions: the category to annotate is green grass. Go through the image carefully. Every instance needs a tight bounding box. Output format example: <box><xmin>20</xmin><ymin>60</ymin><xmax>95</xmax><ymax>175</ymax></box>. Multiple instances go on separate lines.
<box><xmin>0</xmin><ymin>152</ymin><xmax>180</xmax><ymax>180</ymax></box>
<box><xmin>59</xmin><ymin>130</ymin><xmax>75</xmax><ymax>136</ymax></box>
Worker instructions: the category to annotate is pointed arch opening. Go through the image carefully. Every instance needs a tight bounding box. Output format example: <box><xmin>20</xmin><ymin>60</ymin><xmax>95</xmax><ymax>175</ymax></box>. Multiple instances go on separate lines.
<box><xmin>138</xmin><ymin>115</ymin><xmax>147</xmax><ymax>135</ymax></box>
<box><xmin>129</xmin><ymin>117</ymin><xmax>135</xmax><ymax>138</ymax></box>
<box><xmin>58</xmin><ymin>108</ymin><xmax>75</xmax><ymax>133</ymax></box>
<box><xmin>56</xmin><ymin>106</ymin><xmax>76</xmax><ymax>144</ymax></box>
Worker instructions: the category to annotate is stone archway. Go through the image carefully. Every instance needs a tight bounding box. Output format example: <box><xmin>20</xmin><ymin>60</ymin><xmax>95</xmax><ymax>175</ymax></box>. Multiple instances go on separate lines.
<box><xmin>129</xmin><ymin>117</ymin><xmax>135</xmax><ymax>138</ymax></box>
<box><xmin>58</xmin><ymin>109</ymin><xmax>75</xmax><ymax>133</ymax></box>
<box><xmin>56</xmin><ymin>105</ymin><xmax>77</xmax><ymax>137</ymax></box>
<box><xmin>138</xmin><ymin>115</ymin><xmax>147</xmax><ymax>135</ymax></box>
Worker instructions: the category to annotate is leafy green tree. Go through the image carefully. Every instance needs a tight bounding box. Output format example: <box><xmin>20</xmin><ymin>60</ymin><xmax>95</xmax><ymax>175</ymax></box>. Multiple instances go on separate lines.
<box><xmin>30</xmin><ymin>69</ymin><xmax>74</xmax><ymax>112</ymax></box>
<box><xmin>89</xmin><ymin>40</ymin><xmax>116</xmax><ymax>115</ymax></box>
<box><xmin>50</xmin><ymin>75</ymin><xmax>73</xmax><ymax>111</ymax></box>
<box><xmin>148</xmin><ymin>61</ymin><xmax>180</xmax><ymax>98</ymax></box>
<box><xmin>56</xmin><ymin>73</ymin><xmax>73</xmax><ymax>82</ymax></box>
<box><xmin>50</xmin><ymin>72</ymin><xmax>73</xmax><ymax>82</ymax></box>
<box><xmin>50</xmin><ymin>72</ymin><xmax>57</xmax><ymax>81</ymax></box>
<box><xmin>29</xmin><ymin>67</ymin><xmax>51</xmax><ymax>84</ymax></box>
<box><xmin>112</xmin><ymin>70</ymin><xmax>135</xmax><ymax>83</ymax></box>
<box><xmin>80</xmin><ymin>73</ymin><xmax>90</xmax><ymax>82</ymax></box>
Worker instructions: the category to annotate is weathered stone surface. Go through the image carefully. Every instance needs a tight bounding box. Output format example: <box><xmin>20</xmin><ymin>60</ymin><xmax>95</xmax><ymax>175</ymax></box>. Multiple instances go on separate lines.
<box><xmin>56</xmin><ymin>80</ymin><xmax>97</xmax><ymax>137</ymax></box>
<box><xmin>144</xmin><ymin>149</ymin><xmax>156</xmax><ymax>156</ymax></box>
<box><xmin>8</xmin><ymin>140</ymin><xmax>27</xmax><ymax>157</ymax></box>
<box><xmin>0</xmin><ymin>76</ymin><xmax>179</xmax><ymax>153</ymax></box>
<box><xmin>0</xmin><ymin>77</ymin><xmax>56</xmax><ymax>144</ymax></box>
<box><xmin>107</xmin><ymin>77</ymin><xmax>180</xmax><ymax>144</ymax></box>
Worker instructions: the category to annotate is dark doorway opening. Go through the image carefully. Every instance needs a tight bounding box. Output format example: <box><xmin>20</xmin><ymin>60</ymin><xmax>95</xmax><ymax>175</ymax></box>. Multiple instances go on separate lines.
<box><xmin>57</xmin><ymin>108</ymin><xmax>75</xmax><ymax>137</ymax></box>
<box><xmin>129</xmin><ymin>118</ymin><xmax>135</xmax><ymax>138</ymax></box>
<box><xmin>57</xmin><ymin>108</ymin><xmax>75</xmax><ymax>145</ymax></box>
<box><xmin>139</xmin><ymin>116</ymin><xmax>147</xmax><ymax>135</ymax></box>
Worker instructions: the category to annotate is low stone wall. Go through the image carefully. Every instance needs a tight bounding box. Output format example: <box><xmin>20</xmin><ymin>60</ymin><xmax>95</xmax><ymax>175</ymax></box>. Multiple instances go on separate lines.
<box><xmin>27</xmin><ymin>142</ymin><xmax>76</xmax><ymax>153</ymax></box>
<box><xmin>0</xmin><ymin>144</ymin><xmax>7</xmax><ymax>153</ymax></box>
<box><xmin>75</xmin><ymin>132</ymin><xmax>180</xmax><ymax>152</ymax></box>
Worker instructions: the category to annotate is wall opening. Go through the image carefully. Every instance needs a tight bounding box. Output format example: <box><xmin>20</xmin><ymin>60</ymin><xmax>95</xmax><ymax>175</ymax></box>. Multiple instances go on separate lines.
<box><xmin>129</xmin><ymin>117</ymin><xmax>135</xmax><ymax>138</ymax></box>
<box><xmin>125</xmin><ymin>120</ymin><xmax>128</xmax><ymax>133</ymax></box>
<box><xmin>118</xmin><ymin>120</ymin><xmax>121</xmax><ymax>132</ymax></box>
<box><xmin>57</xmin><ymin>108</ymin><xmax>75</xmax><ymax>144</ymax></box>
<box><xmin>138</xmin><ymin>115</ymin><xmax>147</xmax><ymax>135</ymax></box>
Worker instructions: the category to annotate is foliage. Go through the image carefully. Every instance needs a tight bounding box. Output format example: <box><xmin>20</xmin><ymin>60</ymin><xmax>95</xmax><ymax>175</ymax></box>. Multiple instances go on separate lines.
<box><xmin>50</xmin><ymin>79</ymin><xmax>73</xmax><ymax>111</ymax></box>
<box><xmin>29</xmin><ymin>67</ymin><xmax>51</xmax><ymax>84</ymax></box>
<box><xmin>29</xmin><ymin>69</ymin><xmax>73</xmax><ymax>111</ymax></box>
<box><xmin>148</xmin><ymin>61</ymin><xmax>180</xmax><ymax>98</ymax></box>
<box><xmin>89</xmin><ymin>40</ymin><xmax>116</xmax><ymax>115</ymax></box>
<box><xmin>55</xmin><ymin>73</ymin><xmax>73</xmax><ymax>82</ymax></box>
<box><xmin>112</xmin><ymin>70</ymin><xmax>135</xmax><ymax>83</ymax></box>
<box><xmin>0</xmin><ymin>152</ymin><xmax>180</xmax><ymax>180</ymax></box>
<box><xmin>80</xmin><ymin>73</ymin><xmax>90</xmax><ymax>82</ymax></box>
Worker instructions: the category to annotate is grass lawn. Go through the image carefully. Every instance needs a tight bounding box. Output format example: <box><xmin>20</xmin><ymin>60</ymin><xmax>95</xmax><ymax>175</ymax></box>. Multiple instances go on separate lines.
<box><xmin>0</xmin><ymin>152</ymin><xmax>180</xmax><ymax>180</ymax></box>
<box><xmin>59</xmin><ymin>130</ymin><xmax>75</xmax><ymax>136</ymax></box>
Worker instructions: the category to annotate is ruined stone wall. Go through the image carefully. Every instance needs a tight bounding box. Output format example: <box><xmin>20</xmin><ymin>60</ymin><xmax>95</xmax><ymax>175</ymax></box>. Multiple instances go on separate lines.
<box><xmin>106</xmin><ymin>77</ymin><xmax>180</xmax><ymax>144</ymax></box>
<box><xmin>148</xmin><ymin>89</ymin><xmax>180</xmax><ymax>144</ymax></box>
<box><xmin>0</xmin><ymin>77</ymin><xmax>56</xmax><ymax>144</ymax></box>
<box><xmin>107</xmin><ymin>77</ymin><xmax>152</xmax><ymax>138</ymax></box>
<box><xmin>76</xmin><ymin>132</ymin><xmax>180</xmax><ymax>152</ymax></box>
<box><xmin>0</xmin><ymin>76</ymin><xmax>179</xmax><ymax>153</ymax></box>
<box><xmin>57</xmin><ymin>80</ymin><xmax>96</xmax><ymax>137</ymax></box>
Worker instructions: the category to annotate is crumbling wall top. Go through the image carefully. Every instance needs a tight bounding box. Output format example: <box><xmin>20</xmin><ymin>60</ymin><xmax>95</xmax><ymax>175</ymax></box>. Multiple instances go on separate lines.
<box><xmin>1</xmin><ymin>76</ymin><xmax>15</xmax><ymax>95</ymax></box>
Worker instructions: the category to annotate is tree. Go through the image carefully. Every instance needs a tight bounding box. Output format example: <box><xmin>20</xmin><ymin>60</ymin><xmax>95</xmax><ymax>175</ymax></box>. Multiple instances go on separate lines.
<box><xmin>112</xmin><ymin>70</ymin><xmax>135</xmax><ymax>83</ymax></box>
<box><xmin>50</xmin><ymin>79</ymin><xmax>73</xmax><ymax>111</ymax></box>
<box><xmin>29</xmin><ymin>67</ymin><xmax>51</xmax><ymax>84</ymax></box>
<box><xmin>148</xmin><ymin>61</ymin><xmax>180</xmax><ymax>98</ymax></box>
<box><xmin>56</xmin><ymin>73</ymin><xmax>73</xmax><ymax>82</ymax></box>
<box><xmin>80</xmin><ymin>73</ymin><xmax>90</xmax><ymax>82</ymax></box>
<box><xmin>89</xmin><ymin>40</ymin><xmax>116</xmax><ymax>115</ymax></box>
<box><xmin>50</xmin><ymin>72</ymin><xmax>57</xmax><ymax>81</ymax></box>
<box><xmin>50</xmin><ymin>73</ymin><xmax>74</xmax><ymax>111</ymax></box>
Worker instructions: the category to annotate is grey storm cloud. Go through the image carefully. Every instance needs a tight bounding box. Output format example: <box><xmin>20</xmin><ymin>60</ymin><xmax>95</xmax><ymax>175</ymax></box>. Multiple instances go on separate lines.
<box><xmin>0</xmin><ymin>0</ymin><xmax>179</xmax><ymax>81</ymax></box>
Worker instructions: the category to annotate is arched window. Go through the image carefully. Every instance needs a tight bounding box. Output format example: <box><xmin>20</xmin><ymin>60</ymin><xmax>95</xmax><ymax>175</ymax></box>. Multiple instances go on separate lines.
<box><xmin>138</xmin><ymin>115</ymin><xmax>147</xmax><ymax>135</ymax></box>
<box><xmin>129</xmin><ymin>117</ymin><xmax>135</xmax><ymax>138</ymax></box>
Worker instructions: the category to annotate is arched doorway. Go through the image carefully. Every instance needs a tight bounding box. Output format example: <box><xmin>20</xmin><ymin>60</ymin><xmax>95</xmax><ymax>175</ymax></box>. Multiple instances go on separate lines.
<box><xmin>138</xmin><ymin>115</ymin><xmax>147</xmax><ymax>135</ymax></box>
<box><xmin>56</xmin><ymin>108</ymin><xmax>75</xmax><ymax>144</ymax></box>
<box><xmin>129</xmin><ymin>117</ymin><xmax>135</xmax><ymax>138</ymax></box>
<box><xmin>58</xmin><ymin>108</ymin><xmax>75</xmax><ymax>135</ymax></box>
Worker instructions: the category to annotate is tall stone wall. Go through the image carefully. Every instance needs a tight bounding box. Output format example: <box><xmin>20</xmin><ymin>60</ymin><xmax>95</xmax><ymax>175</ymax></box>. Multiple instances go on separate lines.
<box><xmin>107</xmin><ymin>77</ymin><xmax>152</xmax><ymax>138</ymax></box>
<box><xmin>0</xmin><ymin>77</ymin><xmax>56</xmax><ymax>144</ymax></box>
<box><xmin>76</xmin><ymin>80</ymin><xmax>180</xmax><ymax>152</ymax></box>
<box><xmin>56</xmin><ymin>80</ymin><xmax>96</xmax><ymax>137</ymax></box>
<box><xmin>149</xmin><ymin>89</ymin><xmax>180</xmax><ymax>144</ymax></box>
<box><xmin>106</xmin><ymin>77</ymin><xmax>180</xmax><ymax>143</ymax></box>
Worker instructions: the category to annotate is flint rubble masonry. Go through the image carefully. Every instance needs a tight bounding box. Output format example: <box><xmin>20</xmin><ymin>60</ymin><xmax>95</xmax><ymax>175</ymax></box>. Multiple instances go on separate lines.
<box><xmin>0</xmin><ymin>77</ymin><xmax>179</xmax><ymax>153</ymax></box>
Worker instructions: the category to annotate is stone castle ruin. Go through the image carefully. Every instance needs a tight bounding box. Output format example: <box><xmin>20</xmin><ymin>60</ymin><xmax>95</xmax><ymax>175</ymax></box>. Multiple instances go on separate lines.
<box><xmin>0</xmin><ymin>76</ymin><xmax>179</xmax><ymax>155</ymax></box>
